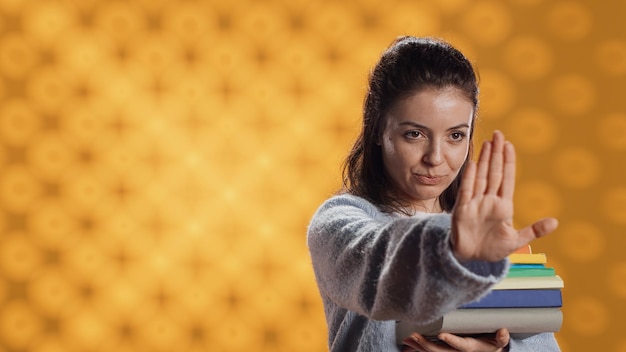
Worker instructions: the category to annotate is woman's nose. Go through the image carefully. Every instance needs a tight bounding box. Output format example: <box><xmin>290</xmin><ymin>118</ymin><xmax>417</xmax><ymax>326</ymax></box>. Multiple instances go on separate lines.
<box><xmin>422</xmin><ymin>141</ymin><xmax>444</xmax><ymax>166</ymax></box>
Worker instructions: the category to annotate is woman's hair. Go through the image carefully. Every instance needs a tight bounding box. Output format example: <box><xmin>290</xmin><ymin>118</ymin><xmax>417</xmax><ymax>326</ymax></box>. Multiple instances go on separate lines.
<box><xmin>342</xmin><ymin>36</ymin><xmax>479</xmax><ymax>214</ymax></box>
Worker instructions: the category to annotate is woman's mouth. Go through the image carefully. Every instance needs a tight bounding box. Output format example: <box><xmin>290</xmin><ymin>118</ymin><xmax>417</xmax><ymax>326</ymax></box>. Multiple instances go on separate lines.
<box><xmin>415</xmin><ymin>174</ymin><xmax>444</xmax><ymax>185</ymax></box>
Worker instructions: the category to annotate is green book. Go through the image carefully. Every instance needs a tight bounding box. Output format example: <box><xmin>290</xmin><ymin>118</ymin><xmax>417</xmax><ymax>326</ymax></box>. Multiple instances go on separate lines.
<box><xmin>507</xmin><ymin>267</ymin><xmax>556</xmax><ymax>278</ymax></box>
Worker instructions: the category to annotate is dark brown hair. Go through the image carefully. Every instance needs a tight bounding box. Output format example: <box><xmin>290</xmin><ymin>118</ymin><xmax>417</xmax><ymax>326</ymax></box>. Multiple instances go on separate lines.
<box><xmin>342</xmin><ymin>36</ymin><xmax>479</xmax><ymax>214</ymax></box>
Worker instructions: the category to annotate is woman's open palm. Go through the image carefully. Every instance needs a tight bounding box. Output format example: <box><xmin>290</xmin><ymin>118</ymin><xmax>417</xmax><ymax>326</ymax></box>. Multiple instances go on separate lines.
<box><xmin>451</xmin><ymin>131</ymin><xmax>558</xmax><ymax>262</ymax></box>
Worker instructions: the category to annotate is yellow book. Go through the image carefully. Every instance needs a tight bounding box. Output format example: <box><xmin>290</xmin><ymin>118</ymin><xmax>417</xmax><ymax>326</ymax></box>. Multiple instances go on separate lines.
<box><xmin>508</xmin><ymin>253</ymin><xmax>547</xmax><ymax>264</ymax></box>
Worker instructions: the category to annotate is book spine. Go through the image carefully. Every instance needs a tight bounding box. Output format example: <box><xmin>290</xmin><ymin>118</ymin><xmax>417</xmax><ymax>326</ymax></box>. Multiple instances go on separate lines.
<box><xmin>461</xmin><ymin>289</ymin><xmax>562</xmax><ymax>309</ymax></box>
<box><xmin>441</xmin><ymin>308</ymin><xmax>563</xmax><ymax>334</ymax></box>
<box><xmin>492</xmin><ymin>275</ymin><xmax>564</xmax><ymax>290</ymax></box>
<box><xmin>507</xmin><ymin>267</ymin><xmax>555</xmax><ymax>277</ymax></box>
<box><xmin>508</xmin><ymin>253</ymin><xmax>547</xmax><ymax>264</ymax></box>
<box><xmin>395</xmin><ymin>308</ymin><xmax>563</xmax><ymax>342</ymax></box>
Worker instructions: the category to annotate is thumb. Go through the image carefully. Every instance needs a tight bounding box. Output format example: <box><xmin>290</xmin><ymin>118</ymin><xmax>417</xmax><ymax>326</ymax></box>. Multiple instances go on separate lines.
<box><xmin>495</xmin><ymin>328</ymin><xmax>510</xmax><ymax>348</ymax></box>
<box><xmin>518</xmin><ymin>217</ymin><xmax>559</xmax><ymax>242</ymax></box>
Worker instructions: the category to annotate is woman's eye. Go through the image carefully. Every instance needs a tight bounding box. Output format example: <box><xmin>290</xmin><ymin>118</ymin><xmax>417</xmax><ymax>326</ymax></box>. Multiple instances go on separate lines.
<box><xmin>405</xmin><ymin>131</ymin><xmax>422</xmax><ymax>139</ymax></box>
<box><xmin>450</xmin><ymin>132</ymin><xmax>465</xmax><ymax>140</ymax></box>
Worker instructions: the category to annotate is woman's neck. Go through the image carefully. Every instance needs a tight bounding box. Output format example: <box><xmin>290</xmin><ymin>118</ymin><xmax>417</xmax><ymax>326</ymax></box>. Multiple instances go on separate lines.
<box><xmin>399</xmin><ymin>199</ymin><xmax>442</xmax><ymax>215</ymax></box>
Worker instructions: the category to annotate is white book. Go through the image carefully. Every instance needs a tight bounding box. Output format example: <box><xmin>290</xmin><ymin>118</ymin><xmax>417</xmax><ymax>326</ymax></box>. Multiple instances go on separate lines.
<box><xmin>492</xmin><ymin>275</ymin><xmax>564</xmax><ymax>290</ymax></box>
<box><xmin>396</xmin><ymin>307</ymin><xmax>563</xmax><ymax>344</ymax></box>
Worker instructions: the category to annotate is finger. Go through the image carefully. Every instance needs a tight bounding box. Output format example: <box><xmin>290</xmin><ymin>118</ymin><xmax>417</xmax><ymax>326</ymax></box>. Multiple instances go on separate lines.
<box><xmin>495</xmin><ymin>328</ymin><xmax>511</xmax><ymax>348</ymax></box>
<box><xmin>437</xmin><ymin>333</ymin><xmax>469</xmax><ymax>350</ymax></box>
<box><xmin>500</xmin><ymin>141</ymin><xmax>516</xmax><ymax>199</ymax></box>
<box><xmin>486</xmin><ymin>131</ymin><xmax>505</xmax><ymax>195</ymax></box>
<box><xmin>517</xmin><ymin>217</ymin><xmax>559</xmax><ymax>243</ymax></box>
<box><xmin>474</xmin><ymin>140</ymin><xmax>491</xmax><ymax>195</ymax></box>
<box><xmin>409</xmin><ymin>335</ymin><xmax>447</xmax><ymax>352</ymax></box>
<box><xmin>405</xmin><ymin>334</ymin><xmax>426</xmax><ymax>351</ymax></box>
<box><xmin>401</xmin><ymin>338</ymin><xmax>421</xmax><ymax>351</ymax></box>
<box><xmin>531</xmin><ymin>217</ymin><xmax>559</xmax><ymax>238</ymax></box>
<box><xmin>457</xmin><ymin>160</ymin><xmax>477</xmax><ymax>206</ymax></box>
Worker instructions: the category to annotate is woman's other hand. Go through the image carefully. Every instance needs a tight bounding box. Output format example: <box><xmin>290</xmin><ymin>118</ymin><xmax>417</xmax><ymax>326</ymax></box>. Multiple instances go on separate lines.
<box><xmin>450</xmin><ymin>130</ymin><xmax>558</xmax><ymax>262</ymax></box>
<box><xmin>402</xmin><ymin>329</ymin><xmax>510</xmax><ymax>352</ymax></box>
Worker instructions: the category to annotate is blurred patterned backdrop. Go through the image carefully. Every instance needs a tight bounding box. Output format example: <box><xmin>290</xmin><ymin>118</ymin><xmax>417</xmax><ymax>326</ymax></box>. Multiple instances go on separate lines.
<box><xmin>0</xmin><ymin>0</ymin><xmax>625</xmax><ymax>351</ymax></box>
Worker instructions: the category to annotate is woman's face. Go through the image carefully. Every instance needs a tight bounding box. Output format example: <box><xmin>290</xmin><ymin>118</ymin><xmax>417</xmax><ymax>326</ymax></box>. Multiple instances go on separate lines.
<box><xmin>379</xmin><ymin>87</ymin><xmax>474</xmax><ymax>213</ymax></box>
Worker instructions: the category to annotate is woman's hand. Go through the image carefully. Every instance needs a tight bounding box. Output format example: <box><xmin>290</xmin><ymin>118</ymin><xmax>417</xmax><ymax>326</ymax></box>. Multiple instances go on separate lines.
<box><xmin>450</xmin><ymin>131</ymin><xmax>558</xmax><ymax>262</ymax></box>
<box><xmin>401</xmin><ymin>329</ymin><xmax>510</xmax><ymax>352</ymax></box>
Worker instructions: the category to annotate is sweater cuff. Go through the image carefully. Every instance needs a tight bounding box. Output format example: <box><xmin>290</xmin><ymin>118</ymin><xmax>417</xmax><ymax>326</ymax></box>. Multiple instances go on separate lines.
<box><xmin>445</xmin><ymin>244</ymin><xmax>510</xmax><ymax>284</ymax></box>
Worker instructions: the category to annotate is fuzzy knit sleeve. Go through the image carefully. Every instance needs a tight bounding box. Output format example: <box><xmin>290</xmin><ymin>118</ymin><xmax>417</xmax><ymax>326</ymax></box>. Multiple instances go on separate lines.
<box><xmin>508</xmin><ymin>333</ymin><xmax>561</xmax><ymax>351</ymax></box>
<box><xmin>307</xmin><ymin>194</ymin><xmax>509</xmax><ymax>324</ymax></box>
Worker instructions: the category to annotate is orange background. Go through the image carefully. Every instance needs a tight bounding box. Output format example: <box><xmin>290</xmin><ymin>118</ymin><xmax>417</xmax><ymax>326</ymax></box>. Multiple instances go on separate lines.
<box><xmin>0</xmin><ymin>0</ymin><xmax>625</xmax><ymax>351</ymax></box>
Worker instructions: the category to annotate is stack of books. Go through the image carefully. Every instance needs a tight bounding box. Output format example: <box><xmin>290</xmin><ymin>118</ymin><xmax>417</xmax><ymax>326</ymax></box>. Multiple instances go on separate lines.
<box><xmin>396</xmin><ymin>245</ymin><xmax>564</xmax><ymax>342</ymax></box>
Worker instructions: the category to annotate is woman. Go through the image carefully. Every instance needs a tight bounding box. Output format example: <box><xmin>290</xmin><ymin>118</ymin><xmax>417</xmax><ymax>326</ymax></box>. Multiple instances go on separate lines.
<box><xmin>307</xmin><ymin>36</ymin><xmax>561</xmax><ymax>351</ymax></box>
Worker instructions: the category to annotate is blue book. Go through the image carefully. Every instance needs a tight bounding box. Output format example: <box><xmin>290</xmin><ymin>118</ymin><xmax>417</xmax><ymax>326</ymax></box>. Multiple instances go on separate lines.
<box><xmin>461</xmin><ymin>289</ymin><xmax>562</xmax><ymax>309</ymax></box>
<box><xmin>510</xmin><ymin>264</ymin><xmax>545</xmax><ymax>268</ymax></box>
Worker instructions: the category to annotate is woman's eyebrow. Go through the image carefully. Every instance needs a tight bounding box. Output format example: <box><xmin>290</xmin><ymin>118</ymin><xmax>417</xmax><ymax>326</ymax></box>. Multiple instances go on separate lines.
<box><xmin>398</xmin><ymin>122</ymin><xmax>469</xmax><ymax>130</ymax></box>
<box><xmin>398</xmin><ymin>121</ymin><xmax>429</xmax><ymax>129</ymax></box>
<box><xmin>447</xmin><ymin>123</ymin><xmax>470</xmax><ymax>130</ymax></box>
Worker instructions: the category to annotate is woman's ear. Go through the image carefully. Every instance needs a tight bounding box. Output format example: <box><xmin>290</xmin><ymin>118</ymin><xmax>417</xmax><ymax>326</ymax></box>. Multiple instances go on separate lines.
<box><xmin>376</xmin><ymin>124</ymin><xmax>385</xmax><ymax>146</ymax></box>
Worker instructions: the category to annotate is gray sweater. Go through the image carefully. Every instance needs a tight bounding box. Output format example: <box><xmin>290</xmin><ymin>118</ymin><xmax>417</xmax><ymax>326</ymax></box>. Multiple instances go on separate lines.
<box><xmin>307</xmin><ymin>194</ymin><xmax>560</xmax><ymax>351</ymax></box>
